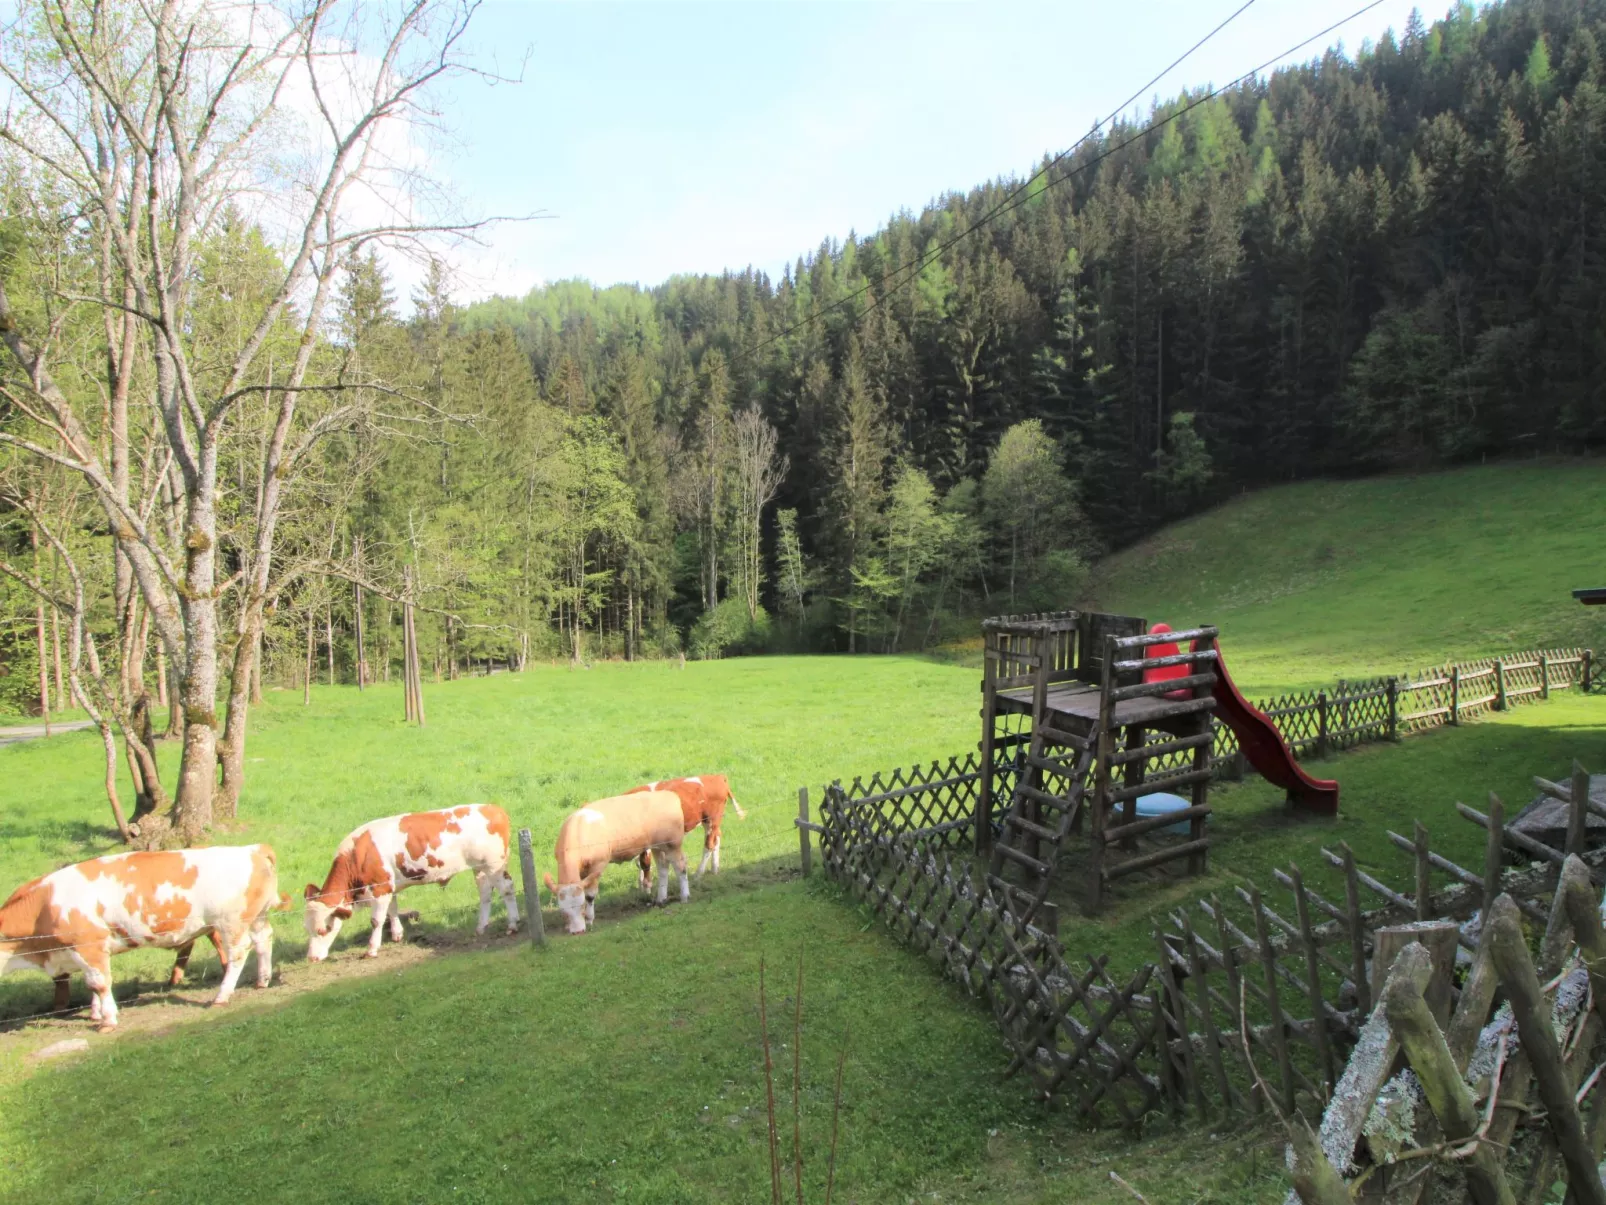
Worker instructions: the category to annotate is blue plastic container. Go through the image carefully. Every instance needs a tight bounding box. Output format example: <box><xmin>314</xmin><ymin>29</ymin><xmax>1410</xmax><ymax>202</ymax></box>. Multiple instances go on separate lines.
<box><xmin>1133</xmin><ymin>791</ymin><xmax>1197</xmax><ymax>836</ymax></box>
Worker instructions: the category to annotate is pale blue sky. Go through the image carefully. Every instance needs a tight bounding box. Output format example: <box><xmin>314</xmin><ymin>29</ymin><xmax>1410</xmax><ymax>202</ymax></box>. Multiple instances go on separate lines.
<box><xmin>430</xmin><ymin>0</ymin><xmax>1436</xmax><ymax>299</ymax></box>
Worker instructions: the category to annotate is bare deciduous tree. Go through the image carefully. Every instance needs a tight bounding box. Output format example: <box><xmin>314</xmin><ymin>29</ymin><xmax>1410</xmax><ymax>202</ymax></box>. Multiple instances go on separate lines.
<box><xmin>0</xmin><ymin>0</ymin><xmax>502</xmax><ymax>844</ymax></box>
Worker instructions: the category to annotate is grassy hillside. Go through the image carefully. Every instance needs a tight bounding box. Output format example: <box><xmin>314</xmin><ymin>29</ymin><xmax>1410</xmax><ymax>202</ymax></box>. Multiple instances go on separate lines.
<box><xmin>1081</xmin><ymin>460</ymin><xmax>1606</xmax><ymax>694</ymax></box>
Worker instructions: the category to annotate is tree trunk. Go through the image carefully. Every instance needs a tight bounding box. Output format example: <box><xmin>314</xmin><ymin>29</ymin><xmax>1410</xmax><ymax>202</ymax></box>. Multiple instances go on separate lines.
<box><xmin>49</xmin><ymin>578</ymin><xmax>64</xmax><ymax>711</ymax></box>
<box><xmin>325</xmin><ymin>601</ymin><xmax>335</xmax><ymax>686</ymax></box>
<box><xmin>216</xmin><ymin>603</ymin><xmax>266</xmax><ymax>819</ymax></box>
<box><xmin>31</xmin><ymin>525</ymin><xmax>49</xmax><ymax>730</ymax></box>
<box><xmin>98</xmin><ymin>718</ymin><xmax>131</xmax><ymax>842</ymax></box>
<box><xmin>250</xmin><ymin>626</ymin><xmax>264</xmax><ymax>705</ymax></box>
<box><xmin>304</xmin><ymin>610</ymin><xmax>314</xmax><ymax>706</ymax></box>
<box><xmin>625</xmin><ymin>591</ymin><xmax>635</xmax><ymax>662</ymax></box>
<box><xmin>167</xmin><ymin>498</ymin><xmax>221</xmax><ymax>845</ymax></box>
<box><xmin>354</xmin><ymin>579</ymin><xmax>365</xmax><ymax>690</ymax></box>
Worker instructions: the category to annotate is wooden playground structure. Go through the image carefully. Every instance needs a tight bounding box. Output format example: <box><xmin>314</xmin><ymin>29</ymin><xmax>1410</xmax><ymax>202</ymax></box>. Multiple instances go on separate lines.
<box><xmin>977</xmin><ymin>610</ymin><xmax>1222</xmax><ymax>914</ymax></box>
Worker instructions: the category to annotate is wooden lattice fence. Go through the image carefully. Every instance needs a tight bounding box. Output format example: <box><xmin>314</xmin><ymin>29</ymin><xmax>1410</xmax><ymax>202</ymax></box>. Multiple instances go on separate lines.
<box><xmin>807</xmin><ymin>750</ymin><xmax>1606</xmax><ymax>1138</ymax></box>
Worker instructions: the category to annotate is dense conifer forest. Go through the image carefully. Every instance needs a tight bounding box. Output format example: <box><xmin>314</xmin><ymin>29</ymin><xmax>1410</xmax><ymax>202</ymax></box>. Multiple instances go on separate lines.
<box><xmin>3</xmin><ymin>0</ymin><xmax>1603</xmax><ymax>730</ymax></box>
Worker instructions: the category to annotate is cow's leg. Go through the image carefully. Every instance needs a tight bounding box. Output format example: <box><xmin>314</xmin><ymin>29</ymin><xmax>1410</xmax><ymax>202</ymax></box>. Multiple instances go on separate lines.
<box><xmin>672</xmin><ymin>845</ymin><xmax>691</xmax><ymax>903</ymax></box>
<box><xmin>654</xmin><ymin>852</ymin><xmax>669</xmax><ymax>905</ymax></box>
<box><xmin>583</xmin><ymin>886</ymin><xmax>597</xmax><ymax>927</ymax></box>
<box><xmin>82</xmin><ymin>950</ymin><xmax>116</xmax><ymax>1031</ymax></box>
<box><xmin>51</xmin><ymin>973</ymin><xmax>70</xmax><ymax>1012</ymax></box>
<box><xmin>211</xmin><ymin>926</ymin><xmax>255</xmax><ymax>1006</ymax></box>
<box><xmin>474</xmin><ymin>872</ymin><xmax>494</xmax><ymax>936</ymax></box>
<box><xmin>636</xmin><ymin>851</ymin><xmax>653</xmax><ymax>893</ymax></box>
<box><xmin>169</xmin><ymin>939</ymin><xmax>196</xmax><ymax>987</ymax></box>
<box><xmin>499</xmin><ymin>871</ymin><xmax>520</xmax><ymax>934</ymax></box>
<box><xmin>388</xmin><ymin>897</ymin><xmax>405</xmax><ymax>944</ymax></box>
<box><xmin>696</xmin><ymin>819</ymin><xmax>714</xmax><ymax>877</ymax></box>
<box><xmin>250</xmin><ymin>917</ymin><xmax>274</xmax><ymax>989</ymax></box>
<box><xmin>367</xmin><ymin>894</ymin><xmax>392</xmax><ymax>958</ymax></box>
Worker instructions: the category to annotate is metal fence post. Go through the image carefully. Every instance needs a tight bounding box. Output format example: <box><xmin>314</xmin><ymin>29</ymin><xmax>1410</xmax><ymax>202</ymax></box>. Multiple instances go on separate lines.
<box><xmin>1494</xmin><ymin>659</ymin><xmax>1506</xmax><ymax>710</ymax></box>
<box><xmin>797</xmin><ymin>786</ymin><xmax>813</xmax><ymax>877</ymax></box>
<box><xmin>1450</xmin><ymin>667</ymin><xmax>1461</xmax><ymax>725</ymax></box>
<box><xmin>1540</xmin><ymin>653</ymin><xmax>1549</xmax><ymax>700</ymax></box>
<box><xmin>517</xmin><ymin>827</ymin><xmax>545</xmax><ymax>948</ymax></box>
<box><xmin>1386</xmin><ymin>676</ymin><xmax>1399</xmax><ymax>741</ymax></box>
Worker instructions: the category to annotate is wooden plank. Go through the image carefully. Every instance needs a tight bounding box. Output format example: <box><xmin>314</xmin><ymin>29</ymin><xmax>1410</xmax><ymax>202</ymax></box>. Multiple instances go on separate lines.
<box><xmin>1103</xmin><ymin>838</ymin><xmax>1210</xmax><ymax>881</ymax></box>
<box><xmin>1249</xmin><ymin>888</ymin><xmax>1296</xmax><ymax>1114</ymax></box>
<box><xmin>1153</xmin><ymin>930</ymin><xmax>1204</xmax><ymax>1118</ymax></box>
<box><xmin>1373</xmin><ymin>921</ymin><xmax>1457</xmax><ymax>1028</ymax></box>
<box><xmin>1104</xmin><ymin>805</ymin><xmax>1211</xmax><ymax>845</ymax></box>
<box><xmin>1109</xmin><ymin>672</ymin><xmax>1216</xmax><ymax>704</ymax></box>
<box><xmin>1340</xmin><ymin>845</ymin><xmax>1371</xmax><ymax>1014</ymax></box>
<box><xmin>1108</xmin><ymin>730</ymin><xmax>1212</xmax><ymax>766</ymax></box>
<box><xmin>1414</xmin><ymin>820</ymin><xmax>1432</xmax><ymax>922</ymax></box>
<box><xmin>1457</xmin><ymin>799</ymin><xmax>1566</xmax><ymax>866</ymax></box>
<box><xmin>1111</xmin><ymin>648</ymin><xmax>1218</xmax><ymax>673</ymax></box>
<box><xmin>1289</xmin><ymin>866</ymin><xmax>1337</xmax><ymax>1088</ymax></box>
<box><xmin>1182</xmin><ymin>914</ymin><xmax>1237</xmax><ymax>1113</ymax></box>
<box><xmin>1113</xmin><ymin>625</ymin><xmax>1217</xmax><ymax>649</ymax></box>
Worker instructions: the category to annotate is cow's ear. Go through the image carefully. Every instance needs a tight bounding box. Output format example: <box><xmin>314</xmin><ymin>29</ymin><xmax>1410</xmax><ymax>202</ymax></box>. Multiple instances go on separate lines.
<box><xmin>303</xmin><ymin>883</ymin><xmax>319</xmax><ymax>901</ymax></box>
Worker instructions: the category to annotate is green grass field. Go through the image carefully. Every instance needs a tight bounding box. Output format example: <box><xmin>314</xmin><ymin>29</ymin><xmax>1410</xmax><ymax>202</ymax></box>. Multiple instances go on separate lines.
<box><xmin>1081</xmin><ymin>460</ymin><xmax>1606</xmax><ymax>693</ymax></box>
<box><xmin>5</xmin><ymin>459</ymin><xmax>1606</xmax><ymax>1202</ymax></box>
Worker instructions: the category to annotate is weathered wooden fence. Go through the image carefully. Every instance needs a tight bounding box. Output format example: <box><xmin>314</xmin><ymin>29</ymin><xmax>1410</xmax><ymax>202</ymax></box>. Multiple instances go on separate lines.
<box><xmin>807</xmin><ymin>747</ymin><xmax>1605</xmax><ymax>1137</ymax></box>
<box><xmin>1209</xmin><ymin>646</ymin><xmax>1591</xmax><ymax>774</ymax></box>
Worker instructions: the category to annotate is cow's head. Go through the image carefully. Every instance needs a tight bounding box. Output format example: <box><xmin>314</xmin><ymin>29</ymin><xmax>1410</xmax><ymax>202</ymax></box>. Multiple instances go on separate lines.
<box><xmin>544</xmin><ymin>872</ymin><xmax>587</xmax><ymax>935</ymax></box>
<box><xmin>302</xmin><ymin>883</ymin><xmax>353</xmax><ymax>961</ymax></box>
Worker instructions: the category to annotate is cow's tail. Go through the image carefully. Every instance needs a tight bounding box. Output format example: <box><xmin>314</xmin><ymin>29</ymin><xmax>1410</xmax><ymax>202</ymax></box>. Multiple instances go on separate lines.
<box><xmin>729</xmin><ymin>796</ymin><xmax>747</xmax><ymax>820</ymax></box>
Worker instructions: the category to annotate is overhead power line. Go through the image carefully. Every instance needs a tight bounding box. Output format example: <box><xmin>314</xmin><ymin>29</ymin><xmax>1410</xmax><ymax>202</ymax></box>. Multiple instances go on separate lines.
<box><xmin>758</xmin><ymin>0</ymin><xmax>1390</xmax><ymax>352</ymax></box>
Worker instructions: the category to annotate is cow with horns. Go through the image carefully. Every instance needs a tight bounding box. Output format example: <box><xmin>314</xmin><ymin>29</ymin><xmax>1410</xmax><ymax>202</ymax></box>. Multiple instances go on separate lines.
<box><xmin>546</xmin><ymin>790</ymin><xmax>688</xmax><ymax>935</ymax></box>
<box><xmin>302</xmin><ymin>804</ymin><xmax>519</xmax><ymax>962</ymax></box>
<box><xmin>630</xmin><ymin>774</ymin><xmax>746</xmax><ymax>890</ymax></box>
<box><xmin>0</xmin><ymin>846</ymin><xmax>286</xmax><ymax>1032</ymax></box>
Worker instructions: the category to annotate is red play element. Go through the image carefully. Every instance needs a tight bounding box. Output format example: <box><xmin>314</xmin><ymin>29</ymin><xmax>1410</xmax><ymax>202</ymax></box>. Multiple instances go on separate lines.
<box><xmin>1141</xmin><ymin>622</ymin><xmax>1192</xmax><ymax>699</ymax></box>
<box><xmin>1194</xmin><ymin>635</ymin><xmax>1340</xmax><ymax>817</ymax></box>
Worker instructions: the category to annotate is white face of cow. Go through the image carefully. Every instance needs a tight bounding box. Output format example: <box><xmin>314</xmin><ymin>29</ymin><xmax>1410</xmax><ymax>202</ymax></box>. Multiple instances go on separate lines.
<box><xmin>302</xmin><ymin>887</ymin><xmax>350</xmax><ymax>961</ymax></box>
<box><xmin>555</xmin><ymin>884</ymin><xmax>588</xmax><ymax>935</ymax></box>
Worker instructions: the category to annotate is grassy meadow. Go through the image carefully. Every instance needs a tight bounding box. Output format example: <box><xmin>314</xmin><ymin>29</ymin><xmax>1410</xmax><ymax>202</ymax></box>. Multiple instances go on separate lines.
<box><xmin>1080</xmin><ymin>461</ymin><xmax>1606</xmax><ymax>692</ymax></box>
<box><xmin>5</xmin><ymin>458</ymin><xmax>1606</xmax><ymax>1202</ymax></box>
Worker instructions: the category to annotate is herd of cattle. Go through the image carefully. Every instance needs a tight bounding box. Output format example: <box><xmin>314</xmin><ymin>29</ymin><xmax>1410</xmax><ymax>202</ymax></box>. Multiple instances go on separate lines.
<box><xmin>0</xmin><ymin>774</ymin><xmax>744</xmax><ymax>1032</ymax></box>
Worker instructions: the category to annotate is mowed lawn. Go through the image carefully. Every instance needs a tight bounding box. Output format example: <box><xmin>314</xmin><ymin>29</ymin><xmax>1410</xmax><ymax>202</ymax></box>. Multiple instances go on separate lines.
<box><xmin>1080</xmin><ymin>460</ymin><xmax>1606</xmax><ymax>693</ymax></box>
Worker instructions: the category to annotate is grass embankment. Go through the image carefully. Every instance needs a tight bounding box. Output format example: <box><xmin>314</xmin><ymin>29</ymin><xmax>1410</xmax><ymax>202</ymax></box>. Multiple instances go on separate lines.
<box><xmin>1081</xmin><ymin>460</ymin><xmax>1606</xmax><ymax>693</ymax></box>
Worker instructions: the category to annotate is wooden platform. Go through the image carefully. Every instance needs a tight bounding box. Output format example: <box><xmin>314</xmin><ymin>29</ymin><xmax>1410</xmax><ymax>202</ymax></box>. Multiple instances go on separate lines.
<box><xmin>995</xmin><ymin>684</ymin><xmax>1215</xmax><ymax>729</ymax></box>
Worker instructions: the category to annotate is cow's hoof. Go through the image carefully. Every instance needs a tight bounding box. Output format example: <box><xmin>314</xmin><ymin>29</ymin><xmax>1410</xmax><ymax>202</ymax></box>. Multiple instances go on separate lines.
<box><xmin>506</xmin><ymin>924</ymin><xmax>519</xmax><ymax>935</ymax></box>
<box><xmin>364</xmin><ymin>950</ymin><xmax>380</xmax><ymax>959</ymax></box>
<box><xmin>209</xmin><ymin>998</ymin><xmax>231</xmax><ymax>1009</ymax></box>
<box><xmin>168</xmin><ymin>971</ymin><xmax>185</xmax><ymax>987</ymax></box>
<box><xmin>95</xmin><ymin>1023</ymin><xmax>116</xmax><ymax>1034</ymax></box>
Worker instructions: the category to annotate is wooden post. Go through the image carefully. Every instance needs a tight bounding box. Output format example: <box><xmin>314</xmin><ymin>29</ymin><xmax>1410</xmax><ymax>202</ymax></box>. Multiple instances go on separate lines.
<box><xmin>1340</xmin><ymin>844</ymin><xmax>1370</xmax><ymax>1013</ymax></box>
<box><xmin>1585</xmin><ymin>648</ymin><xmax>1594</xmax><ymax>693</ymax></box>
<box><xmin>1290</xmin><ymin>865</ymin><xmax>1336</xmax><ymax>1089</ymax></box>
<box><xmin>1493</xmin><ymin>659</ymin><xmax>1506</xmax><ymax>710</ymax></box>
<box><xmin>1449</xmin><ymin>666</ymin><xmax>1460</xmax><ymax>724</ymax></box>
<box><xmin>1482</xmin><ymin>793</ymin><xmax>1504</xmax><ymax>920</ymax></box>
<box><xmin>1374</xmin><ymin>922</ymin><xmax>1458</xmax><ymax>1028</ymax></box>
<box><xmin>1250</xmin><ymin>888</ymin><xmax>1296</xmax><ymax>1114</ymax></box>
<box><xmin>1385</xmin><ymin>676</ymin><xmax>1399</xmax><ymax>741</ymax></box>
<box><xmin>517</xmin><ymin>827</ymin><xmax>545</xmax><ymax>948</ymax></box>
<box><xmin>797</xmin><ymin>787</ymin><xmax>813</xmax><ymax>877</ymax></box>
<box><xmin>1414</xmin><ymin>820</ymin><xmax>1432</xmax><ymax>921</ymax></box>
<box><xmin>1539</xmin><ymin>653</ymin><xmax>1549</xmax><ymax>700</ymax></box>
<box><xmin>977</xmin><ymin>632</ymin><xmax>998</xmax><ymax>855</ymax></box>
<box><xmin>1568</xmin><ymin>760</ymin><xmax>1591</xmax><ymax>857</ymax></box>
<box><xmin>1316</xmin><ymin>690</ymin><xmax>1329</xmax><ymax>758</ymax></box>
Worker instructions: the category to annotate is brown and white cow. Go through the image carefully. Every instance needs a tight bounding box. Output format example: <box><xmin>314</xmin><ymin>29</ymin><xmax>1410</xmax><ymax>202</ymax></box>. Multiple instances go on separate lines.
<box><xmin>630</xmin><ymin>774</ymin><xmax>747</xmax><ymax>889</ymax></box>
<box><xmin>0</xmin><ymin>845</ymin><xmax>285</xmax><ymax>1032</ymax></box>
<box><xmin>302</xmin><ymin>804</ymin><xmax>519</xmax><ymax>962</ymax></box>
<box><xmin>543</xmin><ymin>790</ymin><xmax>687</xmax><ymax>935</ymax></box>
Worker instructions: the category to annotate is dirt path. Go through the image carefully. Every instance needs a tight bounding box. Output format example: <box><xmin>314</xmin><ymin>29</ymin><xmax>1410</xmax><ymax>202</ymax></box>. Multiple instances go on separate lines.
<box><xmin>0</xmin><ymin>720</ymin><xmax>94</xmax><ymax>749</ymax></box>
<box><xmin>0</xmin><ymin>926</ymin><xmax>529</xmax><ymax>1077</ymax></box>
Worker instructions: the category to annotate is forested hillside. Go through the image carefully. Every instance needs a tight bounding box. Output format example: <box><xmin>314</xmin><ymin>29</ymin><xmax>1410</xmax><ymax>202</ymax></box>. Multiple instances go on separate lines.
<box><xmin>4</xmin><ymin>0</ymin><xmax>1605</xmax><ymax>728</ymax></box>
<box><xmin>448</xmin><ymin>0</ymin><xmax>1606</xmax><ymax>655</ymax></box>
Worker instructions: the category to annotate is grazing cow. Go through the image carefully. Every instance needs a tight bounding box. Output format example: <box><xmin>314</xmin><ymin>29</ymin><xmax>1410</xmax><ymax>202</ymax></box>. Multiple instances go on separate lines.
<box><xmin>0</xmin><ymin>846</ymin><xmax>285</xmax><ymax>1032</ymax></box>
<box><xmin>630</xmin><ymin>774</ymin><xmax>747</xmax><ymax>889</ymax></box>
<box><xmin>302</xmin><ymin>804</ymin><xmax>519</xmax><ymax>962</ymax></box>
<box><xmin>543</xmin><ymin>791</ymin><xmax>687</xmax><ymax>935</ymax></box>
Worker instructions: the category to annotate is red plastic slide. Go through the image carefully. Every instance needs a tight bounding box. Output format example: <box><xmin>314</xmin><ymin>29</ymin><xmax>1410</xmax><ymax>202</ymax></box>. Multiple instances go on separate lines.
<box><xmin>1143</xmin><ymin>627</ymin><xmax>1339</xmax><ymax>817</ymax></box>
